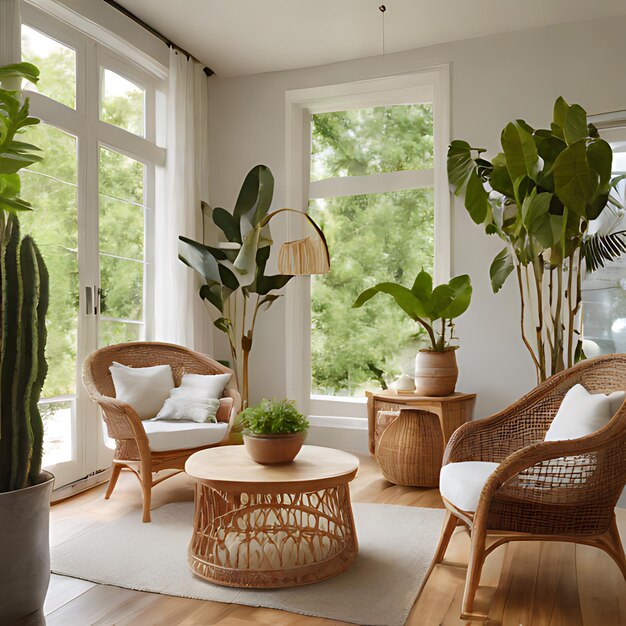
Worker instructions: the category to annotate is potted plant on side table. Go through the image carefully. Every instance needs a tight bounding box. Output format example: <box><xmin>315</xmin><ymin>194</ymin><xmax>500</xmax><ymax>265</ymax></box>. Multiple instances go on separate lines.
<box><xmin>0</xmin><ymin>62</ymin><xmax>53</xmax><ymax>626</ymax></box>
<box><xmin>241</xmin><ymin>398</ymin><xmax>310</xmax><ymax>464</ymax></box>
<box><xmin>353</xmin><ymin>269</ymin><xmax>472</xmax><ymax>396</ymax></box>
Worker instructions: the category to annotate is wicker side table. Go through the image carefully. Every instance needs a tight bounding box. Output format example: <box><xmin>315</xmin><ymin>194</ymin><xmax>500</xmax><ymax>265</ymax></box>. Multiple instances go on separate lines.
<box><xmin>366</xmin><ymin>391</ymin><xmax>476</xmax><ymax>487</ymax></box>
<box><xmin>185</xmin><ymin>445</ymin><xmax>359</xmax><ymax>588</ymax></box>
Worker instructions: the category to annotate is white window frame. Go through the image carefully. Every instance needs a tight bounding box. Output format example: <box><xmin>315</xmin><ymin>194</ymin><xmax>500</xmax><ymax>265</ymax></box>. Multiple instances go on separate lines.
<box><xmin>284</xmin><ymin>67</ymin><xmax>450</xmax><ymax>420</ymax></box>
<box><xmin>20</xmin><ymin>1</ymin><xmax>166</xmax><ymax>485</ymax></box>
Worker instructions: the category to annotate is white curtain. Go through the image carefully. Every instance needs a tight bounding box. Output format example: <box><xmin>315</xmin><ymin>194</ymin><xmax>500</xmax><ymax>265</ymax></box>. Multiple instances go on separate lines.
<box><xmin>0</xmin><ymin>0</ymin><xmax>20</xmax><ymax>66</ymax></box>
<box><xmin>155</xmin><ymin>48</ymin><xmax>211</xmax><ymax>352</ymax></box>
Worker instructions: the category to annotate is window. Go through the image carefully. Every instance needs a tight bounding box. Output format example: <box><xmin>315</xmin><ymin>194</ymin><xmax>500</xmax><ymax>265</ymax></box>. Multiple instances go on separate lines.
<box><xmin>310</xmin><ymin>105</ymin><xmax>435</xmax><ymax>396</ymax></box>
<box><xmin>21</xmin><ymin>23</ymin><xmax>76</xmax><ymax>108</ymax></box>
<box><xmin>581</xmin><ymin>131</ymin><xmax>626</xmax><ymax>354</ymax></box>
<box><xmin>19</xmin><ymin>4</ymin><xmax>165</xmax><ymax>485</ymax></box>
<box><xmin>285</xmin><ymin>69</ymin><xmax>450</xmax><ymax>416</ymax></box>
<box><xmin>100</xmin><ymin>68</ymin><xmax>145</xmax><ymax>136</ymax></box>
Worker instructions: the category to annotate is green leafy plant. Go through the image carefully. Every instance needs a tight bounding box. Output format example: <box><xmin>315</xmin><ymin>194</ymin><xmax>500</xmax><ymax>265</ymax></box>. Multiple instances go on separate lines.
<box><xmin>178</xmin><ymin>164</ymin><xmax>328</xmax><ymax>406</ymax></box>
<box><xmin>353</xmin><ymin>269</ymin><xmax>472</xmax><ymax>352</ymax></box>
<box><xmin>0</xmin><ymin>62</ymin><xmax>50</xmax><ymax>492</ymax></box>
<box><xmin>447</xmin><ymin>97</ymin><xmax>623</xmax><ymax>382</ymax></box>
<box><xmin>240</xmin><ymin>398</ymin><xmax>310</xmax><ymax>435</ymax></box>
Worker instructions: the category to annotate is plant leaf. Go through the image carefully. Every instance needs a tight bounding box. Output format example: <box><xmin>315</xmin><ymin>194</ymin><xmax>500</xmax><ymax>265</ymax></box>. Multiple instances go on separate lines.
<box><xmin>0</xmin><ymin>62</ymin><xmax>39</xmax><ymax>85</ymax></box>
<box><xmin>464</xmin><ymin>170</ymin><xmax>490</xmax><ymax>224</ymax></box>
<box><xmin>582</xmin><ymin>230</ymin><xmax>626</xmax><ymax>272</ymax></box>
<box><xmin>501</xmin><ymin>121</ymin><xmax>539</xmax><ymax>184</ymax></box>
<box><xmin>233</xmin><ymin>164</ymin><xmax>274</xmax><ymax>227</ymax></box>
<box><xmin>562</xmin><ymin>103</ymin><xmax>587</xmax><ymax>146</ymax></box>
<box><xmin>213</xmin><ymin>207</ymin><xmax>242</xmax><ymax>243</ymax></box>
<box><xmin>586</xmin><ymin>139</ymin><xmax>612</xmax><ymax>189</ymax></box>
<box><xmin>178</xmin><ymin>236</ymin><xmax>223</xmax><ymax>284</ymax></box>
<box><xmin>353</xmin><ymin>283</ymin><xmax>424</xmax><ymax>320</ymax></box>
<box><xmin>447</xmin><ymin>140</ymin><xmax>477</xmax><ymax>194</ymax></box>
<box><xmin>490</xmin><ymin>247</ymin><xmax>515</xmax><ymax>293</ymax></box>
<box><xmin>523</xmin><ymin>191</ymin><xmax>553</xmax><ymax>248</ymax></box>
<box><xmin>553</xmin><ymin>140</ymin><xmax>598</xmax><ymax>215</ymax></box>
<box><xmin>440</xmin><ymin>274</ymin><xmax>472</xmax><ymax>319</ymax></box>
<box><xmin>411</xmin><ymin>269</ymin><xmax>433</xmax><ymax>302</ymax></box>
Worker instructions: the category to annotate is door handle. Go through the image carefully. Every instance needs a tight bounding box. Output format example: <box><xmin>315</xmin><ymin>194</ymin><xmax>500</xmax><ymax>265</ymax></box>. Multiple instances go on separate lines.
<box><xmin>85</xmin><ymin>286</ymin><xmax>92</xmax><ymax>315</ymax></box>
<box><xmin>85</xmin><ymin>286</ymin><xmax>98</xmax><ymax>315</ymax></box>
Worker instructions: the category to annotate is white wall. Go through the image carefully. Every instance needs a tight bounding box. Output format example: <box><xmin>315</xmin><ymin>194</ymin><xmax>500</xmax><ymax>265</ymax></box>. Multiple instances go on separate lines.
<box><xmin>207</xmin><ymin>16</ymin><xmax>626</xmax><ymax>424</ymax></box>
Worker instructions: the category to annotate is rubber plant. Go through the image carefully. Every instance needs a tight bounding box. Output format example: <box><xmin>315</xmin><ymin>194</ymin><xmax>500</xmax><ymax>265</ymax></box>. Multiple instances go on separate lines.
<box><xmin>0</xmin><ymin>62</ymin><xmax>49</xmax><ymax>493</ymax></box>
<box><xmin>179</xmin><ymin>164</ymin><xmax>329</xmax><ymax>407</ymax></box>
<box><xmin>353</xmin><ymin>269</ymin><xmax>472</xmax><ymax>351</ymax></box>
<box><xmin>448</xmin><ymin>97</ymin><xmax>625</xmax><ymax>382</ymax></box>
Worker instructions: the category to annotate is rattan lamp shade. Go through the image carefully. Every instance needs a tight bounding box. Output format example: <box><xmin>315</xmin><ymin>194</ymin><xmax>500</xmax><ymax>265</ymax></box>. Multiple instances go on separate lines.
<box><xmin>278</xmin><ymin>236</ymin><xmax>330</xmax><ymax>275</ymax></box>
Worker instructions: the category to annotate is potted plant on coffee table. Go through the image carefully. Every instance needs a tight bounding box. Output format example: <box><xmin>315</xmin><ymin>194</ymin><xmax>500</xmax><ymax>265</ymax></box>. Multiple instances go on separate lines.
<box><xmin>0</xmin><ymin>62</ymin><xmax>53</xmax><ymax>625</ymax></box>
<box><xmin>353</xmin><ymin>269</ymin><xmax>472</xmax><ymax>396</ymax></box>
<box><xmin>240</xmin><ymin>398</ymin><xmax>310</xmax><ymax>464</ymax></box>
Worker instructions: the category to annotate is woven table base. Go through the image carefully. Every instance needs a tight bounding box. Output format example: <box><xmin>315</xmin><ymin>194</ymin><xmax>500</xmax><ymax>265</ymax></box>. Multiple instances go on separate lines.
<box><xmin>188</xmin><ymin>483</ymin><xmax>358</xmax><ymax>588</ymax></box>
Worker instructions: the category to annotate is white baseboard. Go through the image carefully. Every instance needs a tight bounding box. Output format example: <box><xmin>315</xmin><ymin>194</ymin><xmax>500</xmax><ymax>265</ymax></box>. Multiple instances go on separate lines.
<box><xmin>51</xmin><ymin>468</ymin><xmax>111</xmax><ymax>503</ymax></box>
<box><xmin>306</xmin><ymin>415</ymin><xmax>369</xmax><ymax>453</ymax></box>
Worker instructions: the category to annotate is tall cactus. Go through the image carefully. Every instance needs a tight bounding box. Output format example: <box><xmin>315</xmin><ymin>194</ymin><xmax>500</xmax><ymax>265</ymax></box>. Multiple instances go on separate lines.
<box><xmin>0</xmin><ymin>217</ymin><xmax>49</xmax><ymax>492</ymax></box>
<box><xmin>0</xmin><ymin>62</ymin><xmax>48</xmax><ymax>492</ymax></box>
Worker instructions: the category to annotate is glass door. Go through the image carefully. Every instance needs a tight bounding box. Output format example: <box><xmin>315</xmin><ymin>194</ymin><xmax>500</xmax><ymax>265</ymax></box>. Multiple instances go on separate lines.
<box><xmin>19</xmin><ymin>8</ymin><xmax>162</xmax><ymax>488</ymax></box>
<box><xmin>19</xmin><ymin>124</ymin><xmax>86</xmax><ymax>487</ymax></box>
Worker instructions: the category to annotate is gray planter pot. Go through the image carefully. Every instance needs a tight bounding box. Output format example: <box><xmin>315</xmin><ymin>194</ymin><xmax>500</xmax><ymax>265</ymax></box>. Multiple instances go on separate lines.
<box><xmin>0</xmin><ymin>471</ymin><xmax>54</xmax><ymax>625</ymax></box>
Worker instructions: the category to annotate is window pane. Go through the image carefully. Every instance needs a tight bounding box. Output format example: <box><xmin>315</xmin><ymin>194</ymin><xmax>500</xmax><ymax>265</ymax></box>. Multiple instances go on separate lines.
<box><xmin>99</xmin><ymin>256</ymin><xmax>143</xmax><ymax>320</ymax></box>
<box><xmin>311</xmin><ymin>104</ymin><xmax>433</xmax><ymax>182</ymax></box>
<box><xmin>100</xmin><ymin>196</ymin><xmax>144</xmax><ymax>260</ymax></box>
<box><xmin>41</xmin><ymin>401</ymin><xmax>73</xmax><ymax>466</ymax></box>
<box><xmin>100</xmin><ymin>68</ymin><xmax>145</xmax><ymax>136</ymax></box>
<box><xmin>21</xmin><ymin>24</ymin><xmax>76</xmax><ymax>109</ymax></box>
<box><xmin>310</xmin><ymin>189</ymin><xmax>434</xmax><ymax>396</ymax></box>
<box><xmin>99</xmin><ymin>147</ymin><xmax>143</xmax><ymax>204</ymax></box>
<box><xmin>98</xmin><ymin>147</ymin><xmax>144</xmax><ymax>325</ymax></box>
<box><xmin>582</xmin><ymin>159</ymin><xmax>626</xmax><ymax>354</ymax></box>
<box><xmin>99</xmin><ymin>320</ymin><xmax>143</xmax><ymax>347</ymax></box>
<box><xmin>20</xmin><ymin>125</ymin><xmax>78</xmax><ymax>399</ymax></box>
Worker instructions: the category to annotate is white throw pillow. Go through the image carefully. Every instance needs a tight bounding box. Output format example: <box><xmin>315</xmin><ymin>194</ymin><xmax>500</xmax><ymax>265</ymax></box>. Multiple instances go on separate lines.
<box><xmin>177</xmin><ymin>372</ymin><xmax>231</xmax><ymax>396</ymax></box>
<box><xmin>544</xmin><ymin>384</ymin><xmax>620</xmax><ymax>441</ymax></box>
<box><xmin>152</xmin><ymin>372</ymin><xmax>232</xmax><ymax>423</ymax></box>
<box><xmin>155</xmin><ymin>395</ymin><xmax>221</xmax><ymax>423</ymax></box>
<box><xmin>109</xmin><ymin>362</ymin><xmax>175</xmax><ymax>420</ymax></box>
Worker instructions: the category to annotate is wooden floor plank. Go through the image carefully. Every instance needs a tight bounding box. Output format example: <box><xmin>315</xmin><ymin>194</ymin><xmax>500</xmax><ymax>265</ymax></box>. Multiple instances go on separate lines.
<box><xmin>44</xmin><ymin>574</ymin><xmax>97</xmax><ymax>616</ymax></box>
<box><xmin>48</xmin><ymin>452</ymin><xmax>626</xmax><ymax>626</ymax></box>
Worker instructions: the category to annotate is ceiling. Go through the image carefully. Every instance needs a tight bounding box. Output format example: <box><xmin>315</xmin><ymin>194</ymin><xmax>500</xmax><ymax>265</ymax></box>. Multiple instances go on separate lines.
<box><xmin>117</xmin><ymin>0</ymin><xmax>626</xmax><ymax>77</ymax></box>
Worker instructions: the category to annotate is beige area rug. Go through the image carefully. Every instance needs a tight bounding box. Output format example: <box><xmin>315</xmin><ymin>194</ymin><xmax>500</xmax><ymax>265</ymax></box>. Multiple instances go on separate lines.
<box><xmin>51</xmin><ymin>502</ymin><xmax>445</xmax><ymax>626</ymax></box>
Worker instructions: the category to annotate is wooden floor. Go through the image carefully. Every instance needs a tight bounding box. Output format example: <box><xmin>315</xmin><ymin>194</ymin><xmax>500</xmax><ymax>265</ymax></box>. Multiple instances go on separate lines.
<box><xmin>47</xmin><ymin>452</ymin><xmax>626</xmax><ymax>626</ymax></box>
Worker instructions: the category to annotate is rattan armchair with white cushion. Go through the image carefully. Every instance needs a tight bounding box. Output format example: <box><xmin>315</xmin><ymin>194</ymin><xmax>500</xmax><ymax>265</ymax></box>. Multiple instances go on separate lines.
<box><xmin>82</xmin><ymin>342</ymin><xmax>241</xmax><ymax>522</ymax></box>
<box><xmin>434</xmin><ymin>354</ymin><xmax>626</xmax><ymax>620</ymax></box>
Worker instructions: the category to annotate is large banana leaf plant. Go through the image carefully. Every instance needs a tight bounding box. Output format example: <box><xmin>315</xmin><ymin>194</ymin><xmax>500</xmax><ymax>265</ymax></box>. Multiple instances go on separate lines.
<box><xmin>353</xmin><ymin>269</ymin><xmax>472</xmax><ymax>351</ymax></box>
<box><xmin>179</xmin><ymin>164</ymin><xmax>328</xmax><ymax>406</ymax></box>
<box><xmin>448</xmin><ymin>97</ymin><xmax>624</xmax><ymax>382</ymax></box>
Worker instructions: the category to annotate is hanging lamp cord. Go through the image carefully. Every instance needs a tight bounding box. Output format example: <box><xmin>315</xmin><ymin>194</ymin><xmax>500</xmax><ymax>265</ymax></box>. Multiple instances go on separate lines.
<box><xmin>379</xmin><ymin>5</ymin><xmax>386</xmax><ymax>55</ymax></box>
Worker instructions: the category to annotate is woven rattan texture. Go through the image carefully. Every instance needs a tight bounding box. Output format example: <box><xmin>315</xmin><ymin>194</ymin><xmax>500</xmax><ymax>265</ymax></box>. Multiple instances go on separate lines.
<box><xmin>436</xmin><ymin>355</ymin><xmax>626</xmax><ymax>619</ymax></box>
<box><xmin>188</xmin><ymin>482</ymin><xmax>358</xmax><ymax>587</ymax></box>
<box><xmin>82</xmin><ymin>342</ymin><xmax>241</xmax><ymax>522</ymax></box>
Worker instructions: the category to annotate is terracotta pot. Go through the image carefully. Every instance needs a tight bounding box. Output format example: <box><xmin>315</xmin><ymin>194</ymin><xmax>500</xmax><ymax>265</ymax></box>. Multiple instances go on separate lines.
<box><xmin>243</xmin><ymin>432</ymin><xmax>307</xmax><ymax>465</ymax></box>
<box><xmin>414</xmin><ymin>348</ymin><xmax>458</xmax><ymax>397</ymax></box>
<box><xmin>0</xmin><ymin>471</ymin><xmax>54</xmax><ymax>626</ymax></box>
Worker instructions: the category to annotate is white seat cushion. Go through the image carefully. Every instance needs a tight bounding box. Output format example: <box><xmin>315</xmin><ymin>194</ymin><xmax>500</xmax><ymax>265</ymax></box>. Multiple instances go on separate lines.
<box><xmin>544</xmin><ymin>384</ymin><xmax>622</xmax><ymax>442</ymax></box>
<box><xmin>142</xmin><ymin>420</ymin><xmax>228</xmax><ymax>452</ymax></box>
<box><xmin>439</xmin><ymin>461</ymin><xmax>500</xmax><ymax>512</ymax></box>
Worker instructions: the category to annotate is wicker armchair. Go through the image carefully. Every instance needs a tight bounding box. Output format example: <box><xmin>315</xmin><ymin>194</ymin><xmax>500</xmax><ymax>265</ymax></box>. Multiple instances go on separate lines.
<box><xmin>83</xmin><ymin>342</ymin><xmax>241</xmax><ymax>522</ymax></box>
<box><xmin>434</xmin><ymin>354</ymin><xmax>626</xmax><ymax>620</ymax></box>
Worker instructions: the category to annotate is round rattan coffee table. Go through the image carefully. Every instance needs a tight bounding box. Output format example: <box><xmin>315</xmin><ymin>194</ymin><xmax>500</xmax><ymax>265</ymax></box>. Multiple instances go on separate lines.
<box><xmin>185</xmin><ymin>445</ymin><xmax>359</xmax><ymax>588</ymax></box>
